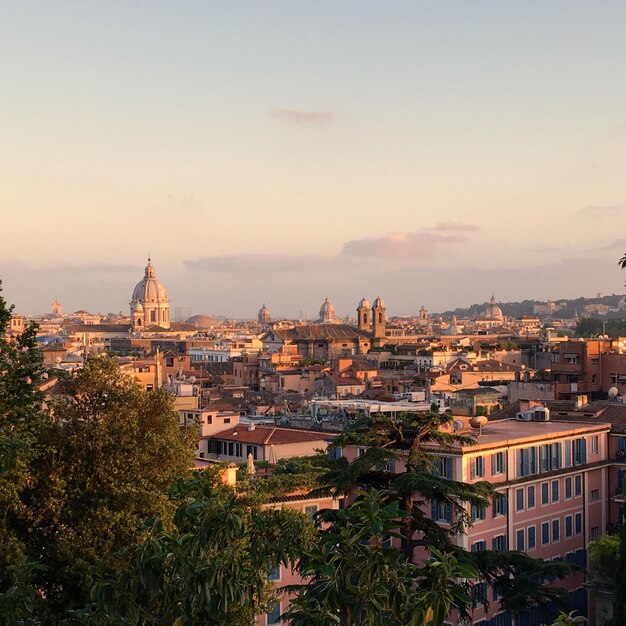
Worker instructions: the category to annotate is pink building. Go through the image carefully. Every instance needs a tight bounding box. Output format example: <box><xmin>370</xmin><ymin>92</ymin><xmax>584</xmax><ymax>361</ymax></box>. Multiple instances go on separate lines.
<box><xmin>340</xmin><ymin>413</ymin><xmax>611</xmax><ymax>624</ymax></box>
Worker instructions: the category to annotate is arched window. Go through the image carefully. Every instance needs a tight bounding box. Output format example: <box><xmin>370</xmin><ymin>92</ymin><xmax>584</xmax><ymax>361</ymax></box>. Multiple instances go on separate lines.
<box><xmin>137</xmin><ymin>318</ymin><xmax>142</xmax><ymax>326</ymax></box>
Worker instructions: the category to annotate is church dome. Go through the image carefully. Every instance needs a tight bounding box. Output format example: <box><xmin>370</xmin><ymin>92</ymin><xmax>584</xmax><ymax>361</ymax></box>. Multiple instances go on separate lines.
<box><xmin>186</xmin><ymin>314</ymin><xmax>220</xmax><ymax>329</ymax></box>
<box><xmin>258</xmin><ymin>303</ymin><xmax>271</xmax><ymax>323</ymax></box>
<box><xmin>131</xmin><ymin>259</ymin><xmax>169</xmax><ymax>304</ymax></box>
<box><xmin>483</xmin><ymin>294</ymin><xmax>504</xmax><ymax>321</ymax></box>
<box><xmin>372</xmin><ymin>296</ymin><xmax>386</xmax><ymax>309</ymax></box>
<box><xmin>358</xmin><ymin>297</ymin><xmax>370</xmax><ymax>309</ymax></box>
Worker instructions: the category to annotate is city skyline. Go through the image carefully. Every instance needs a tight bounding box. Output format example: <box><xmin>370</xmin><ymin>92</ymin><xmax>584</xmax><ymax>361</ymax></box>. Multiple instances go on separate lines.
<box><xmin>2</xmin><ymin>2</ymin><xmax>626</xmax><ymax>315</ymax></box>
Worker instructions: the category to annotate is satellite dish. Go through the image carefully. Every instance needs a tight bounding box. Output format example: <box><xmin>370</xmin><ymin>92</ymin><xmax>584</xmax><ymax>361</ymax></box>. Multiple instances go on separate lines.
<box><xmin>470</xmin><ymin>415</ymin><xmax>489</xmax><ymax>437</ymax></box>
<box><xmin>609</xmin><ymin>387</ymin><xmax>619</xmax><ymax>399</ymax></box>
<box><xmin>453</xmin><ymin>419</ymin><xmax>464</xmax><ymax>432</ymax></box>
<box><xmin>189</xmin><ymin>376</ymin><xmax>196</xmax><ymax>384</ymax></box>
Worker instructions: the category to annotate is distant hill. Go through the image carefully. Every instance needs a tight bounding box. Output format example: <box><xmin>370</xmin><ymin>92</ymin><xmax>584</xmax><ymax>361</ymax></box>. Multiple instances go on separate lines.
<box><xmin>440</xmin><ymin>294</ymin><xmax>625</xmax><ymax>319</ymax></box>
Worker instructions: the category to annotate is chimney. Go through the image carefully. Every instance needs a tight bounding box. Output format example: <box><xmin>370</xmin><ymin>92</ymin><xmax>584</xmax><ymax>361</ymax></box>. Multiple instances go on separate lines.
<box><xmin>220</xmin><ymin>463</ymin><xmax>238</xmax><ymax>487</ymax></box>
<box><xmin>248</xmin><ymin>422</ymin><xmax>256</xmax><ymax>431</ymax></box>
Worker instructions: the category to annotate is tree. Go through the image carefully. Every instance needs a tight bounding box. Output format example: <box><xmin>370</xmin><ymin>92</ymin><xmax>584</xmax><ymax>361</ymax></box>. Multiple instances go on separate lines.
<box><xmin>80</xmin><ymin>468</ymin><xmax>314</xmax><ymax>625</ymax></box>
<box><xmin>611</xmin><ymin>522</ymin><xmax>626</xmax><ymax>624</ymax></box>
<box><xmin>0</xmin><ymin>281</ymin><xmax>48</xmax><ymax>623</ymax></box>
<box><xmin>317</xmin><ymin>411</ymin><xmax>572</xmax><ymax>617</ymax></box>
<box><xmin>285</xmin><ymin>490</ymin><xmax>476</xmax><ymax>626</ymax></box>
<box><xmin>20</xmin><ymin>357</ymin><xmax>197</xmax><ymax>621</ymax></box>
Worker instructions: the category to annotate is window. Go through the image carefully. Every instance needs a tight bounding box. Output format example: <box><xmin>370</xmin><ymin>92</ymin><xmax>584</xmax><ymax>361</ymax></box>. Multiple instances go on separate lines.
<box><xmin>591</xmin><ymin>436</ymin><xmax>599</xmax><ymax>455</ymax></box>
<box><xmin>591</xmin><ymin>526</ymin><xmax>599</xmax><ymax>540</ymax></box>
<box><xmin>471</xmin><ymin>504</ymin><xmax>486</xmax><ymax>522</ymax></box>
<box><xmin>565</xmin><ymin>439</ymin><xmax>572</xmax><ymax>467</ymax></box>
<box><xmin>565</xmin><ymin>516</ymin><xmax>573</xmax><ymax>538</ymax></box>
<box><xmin>223</xmin><ymin>418</ymin><xmax>231</xmax><ymax>424</ymax></box>
<box><xmin>516</xmin><ymin>529</ymin><xmax>525</xmax><ymax>551</ymax></box>
<box><xmin>575</xmin><ymin>513</ymin><xmax>582</xmax><ymax>535</ymax></box>
<box><xmin>358</xmin><ymin>448</ymin><xmax>366</xmax><ymax>458</ymax></box>
<box><xmin>304</xmin><ymin>505</ymin><xmax>318</xmax><ymax>517</ymax></box>
<box><xmin>472</xmin><ymin>581</ymin><xmax>488</xmax><ymax>606</ymax></box>
<box><xmin>267</xmin><ymin>601</ymin><xmax>281</xmax><ymax>625</ymax></box>
<box><xmin>470</xmin><ymin>456</ymin><xmax>485</xmax><ymax>479</ymax></box>
<box><xmin>267</xmin><ymin>564</ymin><xmax>281</xmax><ymax>581</ymax></box>
<box><xmin>573</xmin><ymin>439</ymin><xmax>587</xmax><ymax>466</ymax></box>
<box><xmin>471</xmin><ymin>540</ymin><xmax>487</xmax><ymax>552</ymax></box>
<box><xmin>492</xmin><ymin>452</ymin><xmax>505</xmax><ymax>475</ymax></box>
<box><xmin>328</xmin><ymin>446</ymin><xmax>343</xmax><ymax>460</ymax></box>
<box><xmin>434</xmin><ymin>457</ymin><xmax>453</xmax><ymax>479</ymax></box>
<box><xmin>432</xmin><ymin>501</ymin><xmax>452</xmax><ymax>523</ymax></box>
<box><xmin>565</xmin><ymin>476</ymin><xmax>572</xmax><ymax>499</ymax></box>
<box><xmin>540</xmin><ymin>443</ymin><xmax>562</xmax><ymax>472</ymax></box>
<box><xmin>564</xmin><ymin>353</ymin><xmax>578</xmax><ymax>364</ymax></box>
<box><xmin>492</xmin><ymin>535</ymin><xmax>507</xmax><ymax>551</ymax></box>
<box><xmin>552</xmin><ymin>480</ymin><xmax>559</xmax><ymax>503</ymax></box>
<box><xmin>516</xmin><ymin>447</ymin><xmax>537</xmax><ymax>477</ymax></box>
<box><xmin>574</xmin><ymin>475</ymin><xmax>582</xmax><ymax>497</ymax></box>
<box><xmin>527</xmin><ymin>485</ymin><xmax>536</xmax><ymax>508</ymax></box>
<box><xmin>528</xmin><ymin>526</ymin><xmax>536</xmax><ymax>550</ymax></box>
<box><xmin>552</xmin><ymin>519</ymin><xmax>560</xmax><ymax>542</ymax></box>
<box><xmin>541</xmin><ymin>482</ymin><xmax>549</xmax><ymax>505</ymax></box>
<box><xmin>516</xmin><ymin>488</ymin><xmax>525</xmax><ymax>512</ymax></box>
<box><xmin>542</xmin><ymin>522</ymin><xmax>550</xmax><ymax>545</ymax></box>
<box><xmin>591</xmin><ymin>489</ymin><xmax>599</xmax><ymax>502</ymax></box>
<box><xmin>493</xmin><ymin>494</ymin><xmax>508</xmax><ymax>518</ymax></box>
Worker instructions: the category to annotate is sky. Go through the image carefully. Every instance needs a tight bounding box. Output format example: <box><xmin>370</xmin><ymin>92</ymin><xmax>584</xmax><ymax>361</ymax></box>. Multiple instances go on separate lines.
<box><xmin>2</xmin><ymin>1</ymin><xmax>626</xmax><ymax>318</ymax></box>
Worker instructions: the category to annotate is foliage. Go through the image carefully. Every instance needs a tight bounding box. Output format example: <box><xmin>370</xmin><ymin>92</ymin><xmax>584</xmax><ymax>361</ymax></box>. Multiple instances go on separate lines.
<box><xmin>317</xmin><ymin>411</ymin><xmax>572</xmax><ymax>616</ymax></box>
<box><xmin>589</xmin><ymin>534</ymin><xmax>620</xmax><ymax>583</ymax></box>
<box><xmin>285</xmin><ymin>490</ymin><xmax>476</xmax><ymax>626</ymax></box>
<box><xmin>611</xmin><ymin>522</ymin><xmax>626</xmax><ymax>624</ymax></box>
<box><xmin>80</xmin><ymin>470</ymin><xmax>315</xmax><ymax>625</ymax></box>
<box><xmin>20</xmin><ymin>357</ymin><xmax>197</xmax><ymax>621</ymax></box>
<box><xmin>575</xmin><ymin>317</ymin><xmax>626</xmax><ymax>339</ymax></box>
<box><xmin>0</xmin><ymin>281</ymin><xmax>48</xmax><ymax>621</ymax></box>
<box><xmin>551</xmin><ymin>610</ymin><xmax>587</xmax><ymax>625</ymax></box>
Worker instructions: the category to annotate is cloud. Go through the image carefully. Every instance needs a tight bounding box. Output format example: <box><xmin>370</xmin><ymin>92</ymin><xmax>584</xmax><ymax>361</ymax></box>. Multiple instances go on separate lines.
<box><xmin>431</xmin><ymin>221</ymin><xmax>479</xmax><ymax>232</ymax></box>
<box><xmin>341</xmin><ymin>231</ymin><xmax>468</xmax><ymax>259</ymax></box>
<box><xmin>576</xmin><ymin>205</ymin><xmax>622</xmax><ymax>217</ymax></box>
<box><xmin>271</xmin><ymin>109</ymin><xmax>334</xmax><ymax>126</ymax></box>
<box><xmin>184</xmin><ymin>254</ymin><xmax>340</xmax><ymax>274</ymax></box>
<box><xmin>605</xmin><ymin>238</ymin><xmax>626</xmax><ymax>250</ymax></box>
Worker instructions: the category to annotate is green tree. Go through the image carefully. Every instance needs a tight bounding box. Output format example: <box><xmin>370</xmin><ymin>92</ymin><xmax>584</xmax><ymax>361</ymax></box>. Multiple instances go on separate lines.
<box><xmin>611</xmin><ymin>522</ymin><xmax>626</xmax><ymax>624</ymax></box>
<box><xmin>285</xmin><ymin>490</ymin><xmax>476</xmax><ymax>626</ymax></box>
<box><xmin>22</xmin><ymin>357</ymin><xmax>197</xmax><ymax>621</ymax></box>
<box><xmin>318</xmin><ymin>411</ymin><xmax>572</xmax><ymax>617</ymax></box>
<box><xmin>81</xmin><ymin>469</ymin><xmax>314</xmax><ymax>625</ymax></box>
<box><xmin>0</xmin><ymin>281</ymin><xmax>48</xmax><ymax>623</ymax></box>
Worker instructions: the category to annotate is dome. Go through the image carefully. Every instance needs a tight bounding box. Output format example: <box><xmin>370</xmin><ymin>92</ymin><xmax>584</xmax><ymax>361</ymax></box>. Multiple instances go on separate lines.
<box><xmin>133</xmin><ymin>301</ymin><xmax>144</xmax><ymax>312</ymax></box>
<box><xmin>372</xmin><ymin>296</ymin><xmax>386</xmax><ymax>309</ymax></box>
<box><xmin>483</xmin><ymin>294</ymin><xmax>504</xmax><ymax>321</ymax></box>
<box><xmin>319</xmin><ymin>297</ymin><xmax>339</xmax><ymax>323</ymax></box>
<box><xmin>258</xmin><ymin>303</ymin><xmax>271</xmax><ymax>323</ymax></box>
<box><xmin>186</xmin><ymin>314</ymin><xmax>220</xmax><ymax>329</ymax></box>
<box><xmin>358</xmin><ymin>297</ymin><xmax>370</xmax><ymax>309</ymax></box>
<box><xmin>131</xmin><ymin>259</ymin><xmax>169</xmax><ymax>304</ymax></box>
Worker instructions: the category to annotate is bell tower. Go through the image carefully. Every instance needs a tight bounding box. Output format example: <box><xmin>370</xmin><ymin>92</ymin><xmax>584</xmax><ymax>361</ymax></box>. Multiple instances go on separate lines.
<box><xmin>371</xmin><ymin>297</ymin><xmax>387</xmax><ymax>339</ymax></box>
<box><xmin>357</xmin><ymin>297</ymin><xmax>371</xmax><ymax>332</ymax></box>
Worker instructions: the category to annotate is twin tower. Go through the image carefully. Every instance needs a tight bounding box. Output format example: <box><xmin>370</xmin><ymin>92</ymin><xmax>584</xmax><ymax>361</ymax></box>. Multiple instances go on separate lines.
<box><xmin>357</xmin><ymin>297</ymin><xmax>387</xmax><ymax>339</ymax></box>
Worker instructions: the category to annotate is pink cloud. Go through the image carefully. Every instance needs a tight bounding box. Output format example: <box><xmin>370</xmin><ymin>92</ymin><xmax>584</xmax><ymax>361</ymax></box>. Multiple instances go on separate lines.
<box><xmin>341</xmin><ymin>231</ymin><xmax>468</xmax><ymax>259</ymax></box>
<box><xmin>271</xmin><ymin>109</ymin><xmax>334</xmax><ymax>126</ymax></box>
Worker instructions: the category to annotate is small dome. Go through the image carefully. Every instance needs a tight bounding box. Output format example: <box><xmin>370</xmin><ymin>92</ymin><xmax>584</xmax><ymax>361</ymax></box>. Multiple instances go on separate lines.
<box><xmin>186</xmin><ymin>314</ymin><xmax>220</xmax><ymax>329</ymax></box>
<box><xmin>373</xmin><ymin>296</ymin><xmax>386</xmax><ymax>309</ymax></box>
<box><xmin>483</xmin><ymin>294</ymin><xmax>504</xmax><ymax>321</ymax></box>
<box><xmin>258</xmin><ymin>303</ymin><xmax>271</xmax><ymax>323</ymax></box>
<box><xmin>358</xmin><ymin>297</ymin><xmax>370</xmax><ymax>309</ymax></box>
<box><xmin>134</xmin><ymin>302</ymin><xmax>144</xmax><ymax>312</ymax></box>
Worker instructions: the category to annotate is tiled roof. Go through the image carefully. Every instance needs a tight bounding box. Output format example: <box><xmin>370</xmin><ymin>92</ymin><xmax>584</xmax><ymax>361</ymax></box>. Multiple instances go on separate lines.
<box><xmin>65</xmin><ymin>324</ymin><xmax>132</xmax><ymax>333</ymax></box>
<box><xmin>264</xmin><ymin>324</ymin><xmax>372</xmax><ymax>342</ymax></box>
<box><xmin>211</xmin><ymin>425</ymin><xmax>335</xmax><ymax>445</ymax></box>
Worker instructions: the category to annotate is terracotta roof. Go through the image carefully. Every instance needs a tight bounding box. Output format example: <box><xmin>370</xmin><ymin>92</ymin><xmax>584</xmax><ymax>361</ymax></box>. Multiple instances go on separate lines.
<box><xmin>211</xmin><ymin>425</ymin><xmax>335</xmax><ymax>445</ymax></box>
